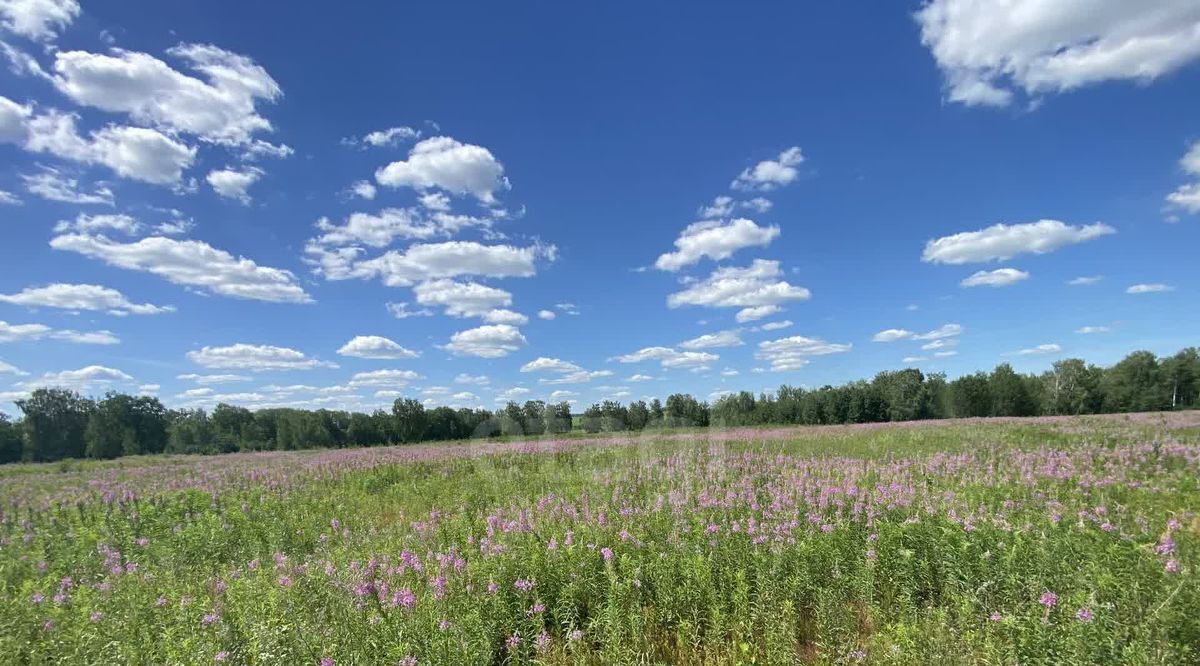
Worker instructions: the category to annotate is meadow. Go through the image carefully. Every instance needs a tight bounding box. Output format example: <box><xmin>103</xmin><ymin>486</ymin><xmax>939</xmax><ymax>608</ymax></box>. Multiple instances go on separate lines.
<box><xmin>1</xmin><ymin>413</ymin><xmax>1197</xmax><ymax>665</ymax></box>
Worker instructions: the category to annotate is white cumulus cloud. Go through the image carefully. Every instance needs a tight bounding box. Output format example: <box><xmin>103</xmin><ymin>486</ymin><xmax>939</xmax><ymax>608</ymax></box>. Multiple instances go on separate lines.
<box><xmin>376</xmin><ymin>136</ymin><xmax>509</xmax><ymax>203</ymax></box>
<box><xmin>0</xmin><ymin>283</ymin><xmax>172</xmax><ymax>315</ymax></box>
<box><xmin>731</xmin><ymin>147</ymin><xmax>804</xmax><ymax>191</ymax></box>
<box><xmin>960</xmin><ymin>268</ymin><xmax>1030</xmax><ymax>288</ymax></box>
<box><xmin>336</xmin><ymin>335</ymin><xmax>419</xmax><ymax>360</ymax></box>
<box><xmin>655</xmin><ymin>218</ymin><xmax>780</xmax><ymax>271</ymax></box>
<box><xmin>441</xmin><ymin>324</ymin><xmax>526</xmax><ymax>358</ymax></box>
<box><xmin>916</xmin><ymin>0</ymin><xmax>1200</xmax><ymax>107</ymax></box>
<box><xmin>187</xmin><ymin>343</ymin><xmax>336</xmax><ymax>371</ymax></box>
<box><xmin>922</xmin><ymin>220</ymin><xmax>1115</xmax><ymax>264</ymax></box>
<box><xmin>51</xmin><ymin>233</ymin><xmax>312</xmax><ymax>303</ymax></box>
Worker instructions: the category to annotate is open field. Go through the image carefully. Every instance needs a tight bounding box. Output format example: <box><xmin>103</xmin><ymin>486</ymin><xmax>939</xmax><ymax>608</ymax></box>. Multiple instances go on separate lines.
<box><xmin>2</xmin><ymin>412</ymin><xmax>1198</xmax><ymax>665</ymax></box>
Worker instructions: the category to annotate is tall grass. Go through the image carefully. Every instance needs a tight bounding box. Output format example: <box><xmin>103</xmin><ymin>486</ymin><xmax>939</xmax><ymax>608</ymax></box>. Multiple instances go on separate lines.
<box><xmin>1</xmin><ymin>414</ymin><xmax>1197</xmax><ymax>664</ymax></box>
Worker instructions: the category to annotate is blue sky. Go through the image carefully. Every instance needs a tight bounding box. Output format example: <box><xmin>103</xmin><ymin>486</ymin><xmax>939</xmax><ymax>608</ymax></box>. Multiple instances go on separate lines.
<box><xmin>1</xmin><ymin>0</ymin><xmax>1198</xmax><ymax>414</ymax></box>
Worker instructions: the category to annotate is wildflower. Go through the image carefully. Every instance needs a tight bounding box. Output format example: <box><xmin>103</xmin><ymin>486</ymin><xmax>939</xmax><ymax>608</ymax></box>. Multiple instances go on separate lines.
<box><xmin>278</xmin><ymin>575</ymin><xmax>293</xmax><ymax>588</ymax></box>
<box><xmin>202</xmin><ymin>613</ymin><xmax>219</xmax><ymax>626</ymax></box>
<box><xmin>527</xmin><ymin>602</ymin><xmax>545</xmax><ymax>615</ymax></box>
<box><xmin>1165</xmin><ymin>559</ymin><xmax>1180</xmax><ymax>573</ymax></box>
<box><xmin>514</xmin><ymin>578</ymin><xmax>535</xmax><ymax>592</ymax></box>
<box><xmin>320</xmin><ymin>658</ymin><xmax>335</xmax><ymax>666</ymax></box>
<box><xmin>215</xmin><ymin>652</ymin><xmax>229</xmax><ymax>662</ymax></box>
<box><xmin>398</xmin><ymin>657</ymin><xmax>418</xmax><ymax>666</ymax></box>
<box><xmin>90</xmin><ymin>611</ymin><xmax>103</xmax><ymax>622</ymax></box>
<box><xmin>42</xmin><ymin>619</ymin><xmax>55</xmax><ymax>632</ymax></box>
<box><xmin>487</xmin><ymin>580</ymin><xmax>499</xmax><ymax>595</ymax></box>
<box><xmin>535</xmin><ymin>631</ymin><xmax>551</xmax><ymax>651</ymax></box>
<box><xmin>1075</xmin><ymin>607</ymin><xmax>1094</xmax><ymax>623</ymax></box>
<box><xmin>988</xmin><ymin>612</ymin><xmax>1002</xmax><ymax>622</ymax></box>
<box><xmin>568</xmin><ymin>629</ymin><xmax>583</xmax><ymax>642</ymax></box>
<box><xmin>156</xmin><ymin>596</ymin><xmax>168</xmax><ymax>607</ymax></box>
<box><xmin>438</xmin><ymin>618</ymin><xmax>450</xmax><ymax>631</ymax></box>
<box><xmin>31</xmin><ymin>592</ymin><xmax>45</xmax><ymax>604</ymax></box>
<box><xmin>394</xmin><ymin>587</ymin><xmax>416</xmax><ymax>609</ymax></box>
<box><xmin>506</xmin><ymin>633</ymin><xmax>522</xmax><ymax>650</ymax></box>
<box><xmin>601</xmin><ymin>547</ymin><xmax>614</xmax><ymax>562</ymax></box>
<box><xmin>1039</xmin><ymin>591</ymin><xmax>1058</xmax><ymax>608</ymax></box>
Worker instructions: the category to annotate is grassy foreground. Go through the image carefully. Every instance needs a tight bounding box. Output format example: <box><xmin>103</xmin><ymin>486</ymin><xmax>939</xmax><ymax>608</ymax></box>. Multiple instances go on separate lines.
<box><xmin>1</xmin><ymin>413</ymin><xmax>1198</xmax><ymax>665</ymax></box>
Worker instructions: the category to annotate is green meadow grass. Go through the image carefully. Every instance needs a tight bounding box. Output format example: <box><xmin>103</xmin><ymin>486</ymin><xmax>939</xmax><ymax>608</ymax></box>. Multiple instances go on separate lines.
<box><xmin>1</xmin><ymin>413</ymin><xmax>1197</xmax><ymax>665</ymax></box>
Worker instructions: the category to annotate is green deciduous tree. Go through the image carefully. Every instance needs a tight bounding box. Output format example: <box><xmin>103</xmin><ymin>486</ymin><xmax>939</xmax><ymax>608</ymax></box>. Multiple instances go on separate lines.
<box><xmin>16</xmin><ymin>389</ymin><xmax>94</xmax><ymax>461</ymax></box>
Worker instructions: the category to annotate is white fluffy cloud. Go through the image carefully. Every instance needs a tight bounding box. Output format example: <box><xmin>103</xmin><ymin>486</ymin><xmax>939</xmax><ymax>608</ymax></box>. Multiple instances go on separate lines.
<box><xmin>655</xmin><ymin>218</ymin><xmax>780</xmax><ymax>271</ymax></box>
<box><xmin>1076</xmin><ymin>326</ymin><xmax>1110</xmax><ymax>334</ymax></box>
<box><xmin>874</xmin><ymin>323</ymin><xmax>963</xmax><ymax>343</ymax></box>
<box><xmin>385</xmin><ymin>302</ymin><xmax>433</xmax><ymax>319</ymax></box>
<box><xmin>1126</xmin><ymin>283</ymin><xmax>1173</xmax><ymax>294</ymax></box>
<box><xmin>613</xmin><ymin>346</ymin><xmax>718</xmax><ymax>369</ymax></box>
<box><xmin>922</xmin><ymin>220</ymin><xmax>1115</xmax><ymax>264</ymax></box>
<box><xmin>311</xmin><ymin>240</ymin><xmax>554</xmax><ymax>287</ymax></box>
<box><xmin>0</xmin><ymin>359</ymin><xmax>26</xmax><ymax>375</ymax></box>
<box><xmin>1009</xmin><ymin>343</ymin><xmax>1063</xmax><ymax>356</ymax></box>
<box><xmin>52</xmin><ymin>44</ymin><xmax>281</xmax><ymax>144</ymax></box>
<box><xmin>20</xmin><ymin>365</ymin><xmax>133</xmax><ymax>391</ymax></box>
<box><xmin>960</xmin><ymin>268</ymin><xmax>1030</xmax><ymax>288</ymax></box>
<box><xmin>1166</xmin><ymin>141</ymin><xmax>1200</xmax><ymax>214</ymax></box>
<box><xmin>345</xmin><ymin>126</ymin><xmax>419</xmax><ymax>148</ymax></box>
<box><xmin>21</xmin><ymin>168</ymin><xmax>113</xmax><ymax>204</ymax></box>
<box><xmin>454</xmin><ymin>373</ymin><xmax>489</xmax><ymax>385</ymax></box>
<box><xmin>2</xmin><ymin>100</ymin><xmax>197</xmax><ymax>184</ymax></box>
<box><xmin>537</xmin><ymin>309</ymin><xmax>556</xmax><ymax>320</ymax></box>
<box><xmin>311</xmin><ymin>208</ymin><xmax>491</xmax><ymax>249</ymax></box>
<box><xmin>760</xmin><ymin>320</ymin><xmax>792</xmax><ymax>331</ymax></box>
<box><xmin>539</xmin><ymin>370</ymin><xmax>613</xmax><ymax>385</ymax></box>
<box><xmin>0</xmin><ymin>190</ymin><xmax>20</xmax><ymax>205</ymax></box>
<box><xmin>413</xmin><ymin>279</ymin><xmax>510</xmax><ymax>316</ymax></box>
<box><xmin>481</xmin><ymin>309</ymin><xmax>527</xmax><ymax>325</ymax></box>
<box><xmin>731</xmin><ymin>147</ymin><xmax>804</xmax><ymax>191</ymax></box>
<box><xmin>177</xmin><ymin>373</ymin><xmax>251</xmax><ymax>385</ymax></box>
<box><xmin>0</xmin><ymin>319</ymin><xmax>118</xmax><ymax>344</ymax></box>
<box><xmin>52</xmin><ymin>213</ymin><xmax>140</xmax><ymax>235</ymax></box>
<box><xmin>872</xmin><ymin>328</ymin><xmax>914</xmax><ymax>342</ymax></box>
<box><xmin>376</xmin><ymin>136</ymin><xmax>509</xmax><ymax>203</ymax></box>
<box><xmin>915</xmin><ymin>323</ymin><xmax>963</xmax><ymax>340</ymax></box>
<box><xmin>51</xmin><ymin>233</ymin><xmax>312</xmax><ymax>303</ymax></box>
<box><xmin>1068</xmin><ymin>275</ymin><xmax>1103</xmax><ymax>286</ymax></box>
<box><xmin>441</xmin><ymin>324</ymin><xmax>526</xmax><ymax>358</ymax></box>
<box><xmin>756</xmin><ymin>335</ymin><xmax>852</xmax><ymax>372</ymax></box>
<box><xmin>348</xmin><ymin>369</ymin><xmax>421</xmax><ymax>387</ymax></box>
<box><xmin>1166</xmin><ymin>183</ymin><xmax>1200</xmax><ymax>213</ymax></box>
<box><xmin>187</xmin><ymin>343</ymin><xmax>337</xmax><ymax>371</ymax></box>
<box><xmin>520</xmin><ymin>357</ymin><xmax>583</xmax><ymax>373</ymax></box>
<box><xmin>349</xmin><ymin>180</ymin><xmax>376</xmax><ymax>200</ymax></box>
<box><xmin>207</xmin><ymin>166</ymin><xmax>264</xmax><ymax>203</ymax></box>
<box><xmin>0</xmin><ymin>0</ymin><xmax>79</xmax><ymax>40</ymax></box>
<box><xmin>0</xmin><ymin>283</ymin><xmax>172</xmax><ymax>315</ymax></box>
<box><xmin>679</xmin><ymin>330</ymin><xmax>743</xmax><ymax>349</ymax></box>
<box><xmin>917</xmin><ymin>0</ymin><xmax>1200</xmax><ymax>107</ymax></box>
<box><xmin>735</xmin><ymin>305</ymin><xmax>781</xmax><ymax>322</ymax></box>
<box><xmin>336</xmin><ymin>335</ymin><xmax>419</xmax><ymax>360</ymax></box>
<box><xmin>667</xmin><ymin>259</ymin><xmax>810</xmax><ymax>320</ymax></box>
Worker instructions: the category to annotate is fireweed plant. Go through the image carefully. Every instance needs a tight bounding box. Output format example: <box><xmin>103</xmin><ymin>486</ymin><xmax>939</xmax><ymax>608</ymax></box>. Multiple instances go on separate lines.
<box><xmin>0</xmin><ymin>413</ymin><xmax>1197</xmax><ymax>664</ymax></box>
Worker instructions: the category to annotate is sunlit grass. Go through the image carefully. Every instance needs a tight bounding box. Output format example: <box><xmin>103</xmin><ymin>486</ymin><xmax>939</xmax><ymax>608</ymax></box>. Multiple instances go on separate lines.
<box><xmin>1</xmin><ymin>413</ymin><xmax>1197</xmax><ymax>664</ymax></box>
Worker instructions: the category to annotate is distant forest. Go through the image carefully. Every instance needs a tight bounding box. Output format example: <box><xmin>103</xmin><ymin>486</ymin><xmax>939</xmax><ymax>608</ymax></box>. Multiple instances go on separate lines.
<box><xmin>1</xmin><ymin>347</ymin><xmax>1197</xmax><ymax>464</ymax></box>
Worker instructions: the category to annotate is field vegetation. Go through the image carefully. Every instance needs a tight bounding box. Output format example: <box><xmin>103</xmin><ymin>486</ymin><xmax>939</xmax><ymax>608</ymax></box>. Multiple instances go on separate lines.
<box><xmin>1</xmin><ymin>412</ymin><xmax>1197</xmax><ymax>664</ymax></box>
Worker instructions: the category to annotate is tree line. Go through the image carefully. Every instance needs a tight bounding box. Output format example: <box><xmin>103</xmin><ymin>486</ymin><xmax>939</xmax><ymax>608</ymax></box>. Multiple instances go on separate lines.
<box><xmin>0</xmin><ymin>347</ymin><xmax>1196</xmax><ymax>464</ymax></box>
